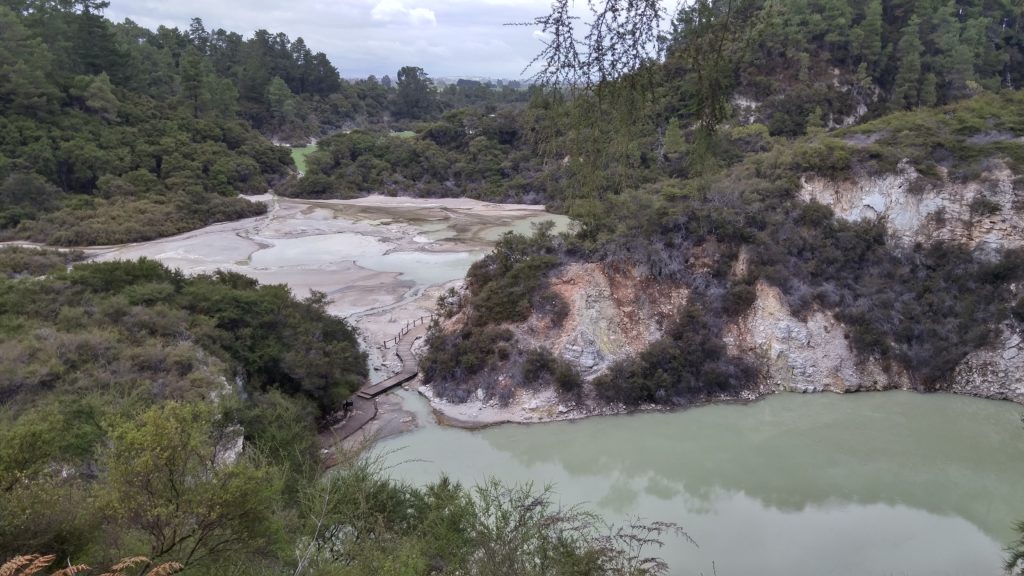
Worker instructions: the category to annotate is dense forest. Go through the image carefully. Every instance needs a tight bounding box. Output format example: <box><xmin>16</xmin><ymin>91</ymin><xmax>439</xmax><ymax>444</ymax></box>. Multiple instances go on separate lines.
<box><xmin>295</xmin><ymin>0</ymin><xmax>1023</xmax><ymax>202</ymax></box>
<box><xmin>0</xmin><ymin>0</ymin><xmax>528</xmax><ymax>245</ymax></box>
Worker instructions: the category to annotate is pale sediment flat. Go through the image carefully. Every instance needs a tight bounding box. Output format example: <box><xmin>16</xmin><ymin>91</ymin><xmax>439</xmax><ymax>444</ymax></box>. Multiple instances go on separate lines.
<box><xmin>88</xmin><ymin>194</ymin><xmax>571</xmax><ymax>367</ymax></box>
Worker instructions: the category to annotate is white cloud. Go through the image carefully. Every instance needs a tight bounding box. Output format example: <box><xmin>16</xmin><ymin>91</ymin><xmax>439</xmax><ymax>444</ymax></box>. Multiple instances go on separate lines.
<box><xmin>371</xmin><ymin>0</ymin><xmax>436</xmax><ymax>27</ymax></box>
<box><xmin>408</xmin><ymin>7</ymin><xmax>437</xmax><ymax>26</ymax></box>
<box><xmin>370</xmin><ymin>0</ymin><xmax>404</xmax><ymax>21</ymax></box>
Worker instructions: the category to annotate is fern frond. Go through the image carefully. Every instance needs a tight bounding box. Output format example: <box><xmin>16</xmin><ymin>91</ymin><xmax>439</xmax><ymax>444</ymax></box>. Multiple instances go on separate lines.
<box><xmin>19</xmin><ymin>556</ymin><xmax>56</xmax><ymax>576</ymax></box>
<box><xmin>1</xmin><ymin>556</ymin><xmax>37</xmax><ymax>576</ymax></box>
<box><xmin>144</xmin><ymin>563</ymin><xmax>182</xmax><ymax>576</ymax></box>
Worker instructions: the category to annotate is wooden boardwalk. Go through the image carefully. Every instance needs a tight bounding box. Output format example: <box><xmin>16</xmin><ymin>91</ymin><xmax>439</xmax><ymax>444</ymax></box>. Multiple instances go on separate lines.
<box><xmin>319</xmin><ymin>320</ymin><xmax>429</xmax><ymax>461</ymax></box>
<box><xmin>357</xmin><ymin>323</ymin><xmax>426</xmax><ymax>399</ymax></box>
<box><xmin>320</xmin><ymin>396</ymin><xmax>377</xmax><ymax>464</ymax></box>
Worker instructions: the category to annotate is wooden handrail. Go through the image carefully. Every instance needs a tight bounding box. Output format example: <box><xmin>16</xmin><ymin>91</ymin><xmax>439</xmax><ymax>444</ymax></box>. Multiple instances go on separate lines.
<box><xmin>381</xmin><ymin>314</ymin><xmax>435</xmax><ymax>348</ymax></box>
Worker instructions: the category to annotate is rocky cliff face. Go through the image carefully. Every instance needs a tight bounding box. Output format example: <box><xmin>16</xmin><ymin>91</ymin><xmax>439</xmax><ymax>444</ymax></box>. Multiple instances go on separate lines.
<box><xmin>951</xmin><ymin>326</ymin><xmax>1024</xmax><ymax>403</ymax></box>
<box><xmin>723</xmin><ymin>281</ymin><xmax>911</xmax><ymax>394</ymax></box>
<box><xmin>514</xmin><ymin>263</ymin><xmax>688</xmax><ymax>377</ymax></box>
<box><xmin>800</xmin><ymin>160</ymin><xmax>1024</xmax><ymax>255</ymax></box>
<box><xmin>428</xmin><ymin>143</ymin><xmax>1024</xmax><ymax>414</ymax></box>
<box><xmin>428</xmin><ymin>166</ymin><xmax>1024</xmax><ymax>418</ymax></box>
<box><xmin>721</xmin><ymin>281</ymin><xmax>1024</xmax><ymax>403</ymax></box>
<box><xmin>779</xmin><ymin>162</ymin><xmax>1024</xmax><ymax>402</ymax></box>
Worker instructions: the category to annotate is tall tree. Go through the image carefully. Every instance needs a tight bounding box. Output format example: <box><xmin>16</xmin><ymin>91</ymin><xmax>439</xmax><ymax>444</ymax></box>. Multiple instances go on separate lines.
<box><xmin>0</xmin><ymin>6</ymin><xmax>58</xmax><ymax>116</ymax></box>
<box><xmin>308</xmin><ymin>51</ymin><xmax>341</xmax><ymax>95</ymax></box>
<box><xmin>267</xmin><ymin>75</ymin><xmax>297</xmax><ymax>127</ymax></box>
<box><xmin>187</xmin><ymin>17</ymin><xmax>210</xmax><ymax>54</ymax></box>
<box><xmin>180</xmin><ymin>47</ymin><xmax>204</xmax><ymax>118</ymax></box>
<box><xmin>892</xmin><ymin>16</ymin><xmax>924</xmax><ymax>108</ymax></box>
<box><xmin>72</xmin><ymin>1</ymin><xmax>125</xmax><ymax>79</ymax></box>
<box><xmin>822</xmin><ymin>0</ymin><xmax>854</xmax><ymax>61</ymax></box>
<box><xmin>81</xmin><ymin>71</ymin><xmax>119</xmax><ymax>120</ymax></box>
<box><xmin>394</xmin><ymin>66</ymin><xmax>437</xmax><ymax>120</ymax></box>
<box><xmin>671</xmin><ymin>0</ymin><xmax>760</xmax><ymax>137</ymax></box>
<box><xmin>856</xmin><ymin>0</ymin><xmax>884</xmax><ymax>73</ymax></box>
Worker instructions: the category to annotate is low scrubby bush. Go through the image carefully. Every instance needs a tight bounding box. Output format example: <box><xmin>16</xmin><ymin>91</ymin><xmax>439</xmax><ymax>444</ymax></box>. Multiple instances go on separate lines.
<box><xmin>593</xmin><ymin>302</ymin><xmax>757</xmax><ymax>406</ymax></box>
<box><xmin>520</xmin><ymin>348</ymin><xmax>582</xmax><ymax>395</ymax></box>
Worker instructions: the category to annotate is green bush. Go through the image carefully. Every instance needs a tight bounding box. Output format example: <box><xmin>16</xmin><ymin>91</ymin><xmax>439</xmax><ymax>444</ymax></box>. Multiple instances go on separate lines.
<box><xmin>420</xmin><ymin>324</ymin><xmax>515</xmax><ymax>402</ymax></box>
<box><xmin>593</xmin><ymin>302</ymin><xmax>757</xmax><ymax>406</ymax></box>
<box><xmin>531</xmin><ymin>288</ymin><xmax>571</xmax><ymax>327</ymax></box>
<box><xmin>466</xmin><ymin>224</ymin><xmax>563</xmax><ymax>326</ymax></box>
<box><xmin>520</xmin><ymin>348</ymin><xmax>582</xmax><ymax>395</ymax></box>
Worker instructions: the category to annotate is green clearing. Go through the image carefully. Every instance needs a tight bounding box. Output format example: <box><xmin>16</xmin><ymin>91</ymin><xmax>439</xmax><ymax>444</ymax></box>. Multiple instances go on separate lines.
<box><xmin>291</xmin><ymin>145</ymin><xmax>317</xmax><ymax>175</ymax></box>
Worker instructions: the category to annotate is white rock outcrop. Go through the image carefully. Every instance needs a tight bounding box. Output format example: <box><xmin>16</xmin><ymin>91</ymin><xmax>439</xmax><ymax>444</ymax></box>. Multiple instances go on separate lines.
<box><xmin>516</xmin><ymin>263</ymin><xmax>688</xmax><ymax>378</ymax></box>
<box><xmin>951</xmin><ymin>327</ymin><xmax>1024</xmax><ymax>403</ymax></box>
<box><xmin>725</xmin><ymin>282</ymin><xmax>910</xmax><ymax>394</ymax></box>
<box><xmin>800</xmin><ymin>160</ymin><xmax>1023</xmax><ymax>255</ymax></box>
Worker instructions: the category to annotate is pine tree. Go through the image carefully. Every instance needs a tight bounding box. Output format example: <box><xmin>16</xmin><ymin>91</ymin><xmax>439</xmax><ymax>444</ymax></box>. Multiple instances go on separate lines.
<box><xmin>180</xmin><ymin>47</ymin><xmax>205</xmax><ymax>118</ymax></box>
<box><xmin>892</xmin><ymin>16</ymin><xmax>924</xmax><ymax>109</ymax></box>
<box><xmin>187</xmin><ymin>18</ymin><xmax>210</xmax><ymax>55</ymax></box>
<box><xmin>72</xmin><ymin>3</ymin><xmax>125</xmax><ymax>79</ymax></box>
<box><xmin>663</xmin><ymin>118</ymin><xmax>686</xmax><ymax>158</ymax></box>
<box><xmin>919</xmin><ymin>72</ymin><xmax>937</xmax><ymax>107</ymax></box>
<box><xmin>856</xmin><ymin>0</ymin><xmax>883</xmax><ymax>73</ymax></box>
<box><xmin>822</xmin><ymin>0</ymin><xmax>853</xmax><ymax>61</ymax></box>
<box><xmin>0</xmin><ymin>6</ymin><xmax>59</xmax><ymax>116</ymax></box>
<box><xmin>83</xmin><ymin>72</ymin><xmax>119</xmax><ymax>120</ymax></box>
<box><xmin>267</xmin><ymin>75</ymin><xmax>296</xmax><ymax>128</ymax></box>
<box><xmin>927</xmin><ymin>1</ymin><xmax>970</xmax><ymax>100</ymax></box>
<box><xmin>394</xmin><ymin>66</ymin><xmax>437</xmax><ymax>120</ymax></box>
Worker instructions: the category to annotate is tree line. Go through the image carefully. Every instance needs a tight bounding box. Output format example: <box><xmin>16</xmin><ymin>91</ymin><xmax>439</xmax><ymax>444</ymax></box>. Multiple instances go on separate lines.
<box><xmin>0</xmin><ymin>0</ymin><xmax>531</xmax><ymax>246</ymax></box>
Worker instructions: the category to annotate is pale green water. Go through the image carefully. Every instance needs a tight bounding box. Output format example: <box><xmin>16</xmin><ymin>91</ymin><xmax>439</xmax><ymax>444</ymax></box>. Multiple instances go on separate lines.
<box><xmin>479</xmin><ymin>213</ymin><xmax>574</xmax><ymax>242</ymax></box>
<box><xmin>355</xmin><ymin>250</ymin><xmax>487</xmax><ymax>285</ymax></box>
<box><xmin>378</xmin><ymin>390</ymin><xmax>1024</xmax><ymax>575</ymax></box>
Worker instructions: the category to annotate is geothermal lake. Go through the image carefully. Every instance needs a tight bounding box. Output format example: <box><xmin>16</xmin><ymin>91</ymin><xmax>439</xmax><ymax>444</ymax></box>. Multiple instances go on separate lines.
<box><xmin>89</xmin><ymin>195</ymin><xmax>1024</xmax><ymax>575</ymax></box>
<box><xmin>378</xmin><ymin>389</ymin><xmax>1024</xmax><ymax>576</ymax></box>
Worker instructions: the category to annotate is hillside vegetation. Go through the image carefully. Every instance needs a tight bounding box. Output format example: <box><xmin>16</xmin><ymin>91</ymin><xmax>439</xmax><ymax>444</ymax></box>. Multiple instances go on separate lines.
<box><xmin>419</xmin><ymin>0</ymin><xmax>1024</xmax><ymax>406</ymax></box>
<box><xmin>3</xmin><ymin>0</ymin><xmax>1024</xmax><ymax>573</ymax></box>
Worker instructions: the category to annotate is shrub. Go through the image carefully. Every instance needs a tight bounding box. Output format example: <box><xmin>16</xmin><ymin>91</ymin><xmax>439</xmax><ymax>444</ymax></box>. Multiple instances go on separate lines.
<box><xmin>593</xmin><ymin>302</ymin><xmax>757</xmax><ymax>406</ymax></box>
<box><xmin>520</xmin><ymin>348</ymin><xmax>556</xmax><ymax>386</ymax></box>
<box><xmin>519</xmin><ymin>348</ymin><xmax>582</xmax><ymax>396</ymax></box>
<box><xmin>723</xmin><ymin>281</ymin><xmax>757</xmax><ymax>317</ymax></box>
<box><xmin>420</xmin><ymin>325</ymin><xmax>515</xmax><ymax>401</ymax></box>
<box><xmin>969</xmin><ymin>196</ymin><xmax>1002</xmax><ymax>217</ymax></box>
<box><xmin>552</xmin><ymin>362</ymin><xmax>583</xmax><ymax>394</ymax></box>
<box><xmin>531</xmin><ymin>288</ymin><xmax>570</xmax><ymax>327</ymax></box>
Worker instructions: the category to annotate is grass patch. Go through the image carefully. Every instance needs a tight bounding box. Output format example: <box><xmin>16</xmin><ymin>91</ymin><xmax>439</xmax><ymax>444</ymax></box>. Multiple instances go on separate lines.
<box><xmin>291</xmin><ymin>145</ymin><xmax>317</xmax><ymax>175</ymax></box>
<box><xmin>836</xmin><ymin>92</ymin><xmax>1024</xmax><ymax>175</ymax></box>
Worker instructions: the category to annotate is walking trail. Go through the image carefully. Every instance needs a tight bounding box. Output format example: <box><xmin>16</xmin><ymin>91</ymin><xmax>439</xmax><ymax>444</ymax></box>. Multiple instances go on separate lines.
<box><xmin>319</xmin><ymin>319</ymin><xmax>429</xmax><ymax>466</ymax></box>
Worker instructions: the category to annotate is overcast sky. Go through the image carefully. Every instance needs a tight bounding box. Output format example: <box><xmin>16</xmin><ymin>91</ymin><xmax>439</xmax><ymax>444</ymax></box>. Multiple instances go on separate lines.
<box><xmin>103</xmin><ymin>0</ymin><xmax>588</xmax><ymax>80</ymax></box>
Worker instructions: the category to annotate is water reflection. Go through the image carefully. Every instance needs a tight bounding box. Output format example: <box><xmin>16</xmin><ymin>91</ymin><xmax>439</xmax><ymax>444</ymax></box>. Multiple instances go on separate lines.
<box><xmin>378</xmin><ymin>390</ymin><xmax>1024</xmax><ymax>575</ymax></box>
